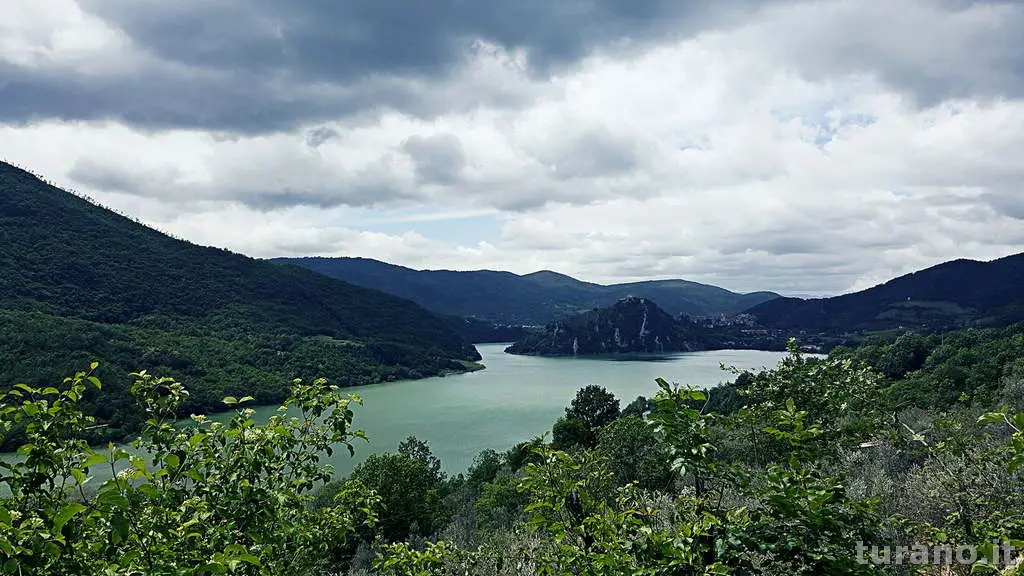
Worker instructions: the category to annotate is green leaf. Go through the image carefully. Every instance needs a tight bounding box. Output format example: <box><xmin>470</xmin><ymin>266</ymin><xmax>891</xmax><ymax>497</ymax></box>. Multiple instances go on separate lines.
<box><xmin>977</xmin><ymin>412</ymin><xmax>1006</xmax><ymax>425</ymax></box>
<box><xmin>222</xmin><ymin>396</ymin><xmax>238</xmax><ymax>406</ymax></box>
<box><xmin>0</xmin><ymin>507</ymin><xmax>11</xmax><ymax>526</ymax></box>
<box><xmin>53</xmin><ymin>502</ymin><xmax>86</xmax><ymax>532</ymax></box>
<box><xmin>97</xmin><ymin>490</ymin><xmax>130</xmax><ymax>510</ymax></box>
<box><xmin>203</xmin><ymin>561</ymin><xmax>228</xmax><ymax>574</ymax></box>
<box><xmin>83</xmin><ymin>452</ymin><xmax>108</xmax><ymax>468</ymax></box>
<box><xmin>165</xmin><ymin>454</ymin><xmax>180</xmax><ymax>469</ymax></box>
<box><xmin>111</xmin><ymin>514</ymin><xmax>130</xmax><ymax>544</ymax></box>
<box><xmin>236</xmin><ymin>554</ymin><xmax>261</xmax><ymax>566</ymax></box>
<box><xmin>1009</xmin><ymin>455</ymin><xmax>1024</xmax><ymax>472</ymax></box>
<box><xmin>90</xmin><ymin>361</ymin><xmax>99</xmax><ymax>371</ymax></box>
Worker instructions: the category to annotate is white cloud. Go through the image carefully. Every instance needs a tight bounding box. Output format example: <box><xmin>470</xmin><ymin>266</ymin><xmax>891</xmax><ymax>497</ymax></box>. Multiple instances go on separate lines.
<box><xmin>1</xmin><ymin>0</ymin><xmax>1022</xmax><ymax>296</ymax></box>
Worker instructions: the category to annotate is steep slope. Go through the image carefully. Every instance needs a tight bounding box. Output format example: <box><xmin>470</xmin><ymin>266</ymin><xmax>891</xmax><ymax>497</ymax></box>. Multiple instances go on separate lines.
<box><xmin>505</xmin><ymin>297</ymin><xmax>687</xmax><ymax>355</ymax></box>
<box><xmin>276</xmin><ymin>257</ymin><xmax>780</xmax><ymax>324</ymax></box>
<box><xmin>0</xmin><ymin>162</ymin><xmax>478</xmax><ymax>444</ymax></box>
<box><xmin>747</xmin><ymin>253</ymin><xmax>1024</xmax><ymax>332</ymax></box>
<box><xmin>503</xmin><ymin>297</ymin><xmax>787</xmax><ymax>356</ymax></box>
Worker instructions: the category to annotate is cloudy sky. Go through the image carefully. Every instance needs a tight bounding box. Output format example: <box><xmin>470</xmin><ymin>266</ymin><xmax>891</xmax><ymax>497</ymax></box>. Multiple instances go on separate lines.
<box><xmin>2</xmin><ymin>0</ymin><xmax>1023</xmax><ymax>295</ymax></box>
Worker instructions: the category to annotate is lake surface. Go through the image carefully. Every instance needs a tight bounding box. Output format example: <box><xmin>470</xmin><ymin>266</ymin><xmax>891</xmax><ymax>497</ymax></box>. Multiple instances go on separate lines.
<box><xmin>302</xmin><ymin>344</ymin><xmax>790</xmax><ymax>475</ymax></box>
<box><xmin>3</xmin><ymin>345</ymin><xmax>792</xmax><ymax>479</ymax></box>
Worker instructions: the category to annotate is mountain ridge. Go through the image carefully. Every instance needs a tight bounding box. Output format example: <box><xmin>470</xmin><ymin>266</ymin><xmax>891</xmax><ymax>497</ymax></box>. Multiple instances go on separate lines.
<box><xmin>275</xmin><ymin>256</ymin><xmax>781</xmax><ymax>324</ymax></box>
<box><xmin>746</xmin><ymin>252</ymin><xmax>1024</xmax><ymax>332</ymax></box>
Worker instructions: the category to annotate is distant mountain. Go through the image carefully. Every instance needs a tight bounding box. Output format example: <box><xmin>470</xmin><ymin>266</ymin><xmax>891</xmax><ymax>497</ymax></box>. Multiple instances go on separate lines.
<box><xmin>505</xmin><ymin>297</ymin><xmax>786</xmax><ymax>356</ymax></box>
<box><xmin>746</xmin><ymin>253</ymin><xmax>1024</xmax><ymax>332</ymax></box>
<box><xmin>0</xmin><ymin>162</ymin><xmax>478</xmax><ymax>445</ymax></box>
<box><xmin>275</xmin><ymin>257</ymin><xmax>780</xmax><ymax>325</ymax></box>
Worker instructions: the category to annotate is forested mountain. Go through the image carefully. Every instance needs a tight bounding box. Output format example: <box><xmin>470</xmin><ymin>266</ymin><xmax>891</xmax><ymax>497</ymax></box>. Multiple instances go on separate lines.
<box><xmin>505</xmin><ymin>297</ymin><xmax>786</xmax><ymax>355</ymax></box>
<box><xmin>0</xmin><ymin>162</ymin><xmax>479</xmax><ymax>445</ymax></box>
<box><xmin>747</xmin><ymin>253</ymin><xmax>1024</xmax><ymax>332</ymax></box>
<box><xmin>276</xmin><ymin>256</ymin><xmax>780</xmax><ymax>324</ymax></box>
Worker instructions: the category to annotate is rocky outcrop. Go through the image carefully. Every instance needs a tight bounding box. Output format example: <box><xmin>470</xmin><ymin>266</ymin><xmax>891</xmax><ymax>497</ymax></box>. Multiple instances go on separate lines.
<box><xmin>505</xmin><ymin>297</ymin><xmax>701</xmax><ymax>356</ymax></box>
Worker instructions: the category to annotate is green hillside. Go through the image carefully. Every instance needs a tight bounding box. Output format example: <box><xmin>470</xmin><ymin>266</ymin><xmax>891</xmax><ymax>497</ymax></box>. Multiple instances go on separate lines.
<box><xmin>746</xmin><ymin>253</ymin><xmax>1024</xmax><ymax>333</ymax></box>
<box><xmin>0</xmin><ymin>162</ymin><xmax>479</xmax><ymax>446</ymax></box>
<box><xmin>276</xmin><ymin>257</ymin><xmax>780</xmax><ymax>324</ymax></box>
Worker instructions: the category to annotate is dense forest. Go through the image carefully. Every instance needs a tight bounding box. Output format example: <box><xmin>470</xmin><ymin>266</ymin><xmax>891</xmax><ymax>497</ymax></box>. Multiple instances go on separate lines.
<box><xmin>748</xmin><ymin>253</ymin><xmax>1024</xmax><ymax>332</ymax></box>
<box><xmin>278</xmin><ymin>256</ymin><xmax>780</xmax><ymax>325</ymax></box>
<box><xmin>4</xmin><ymin>323</ymin><xmax>1023</xmax><ymax>574</ymax></box>
<box><xmin>0</xmin><ymin>162</ymin><xmax>479</xmax><ymax>447</ymax></box>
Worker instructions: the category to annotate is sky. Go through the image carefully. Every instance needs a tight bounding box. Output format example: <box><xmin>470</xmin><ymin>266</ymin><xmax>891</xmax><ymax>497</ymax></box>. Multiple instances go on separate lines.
<box><xmin>2</xmin><ymin>0</ymin><xmax>1023</xmax><ymax>296</ymax></box>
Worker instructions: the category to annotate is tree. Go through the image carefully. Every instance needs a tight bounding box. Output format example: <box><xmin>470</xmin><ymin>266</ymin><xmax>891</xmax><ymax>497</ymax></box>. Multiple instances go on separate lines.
<box><xmin>595</xmin><ymin>416</ymin><xmax>672</xmax><ymax>490</ymax></box>
<box><xmin>551</xmin><ymin>417</ymin><xmax>593</xmax><ymax>450</ymax></box>
<box><xmin>347</xmin><ymin>451</ymin><xmax>445</xmax><ymax>541</ymax></box>
<box><xmin>466</xmin><ymin>449</ymin><xmax>505</xmax><ymax>490</ymax></box>
<box><xmin>398</xmin><ymin>435</ymin><xmax>442</xmax><ymax>480</ymax></box>
<box><xmin>620</xmin><ymin>395</ymin><xmax>650</xmax><ymax>419</ymax></box>
<box><xmin>876</xmin><ymin>333</ymin><xmax>931</xmax><ymax>379</ymax></box>
<box><xmin>565</xmin><ymin>385</ymin><xmax>620</xmax><ymax>430</ymax></box>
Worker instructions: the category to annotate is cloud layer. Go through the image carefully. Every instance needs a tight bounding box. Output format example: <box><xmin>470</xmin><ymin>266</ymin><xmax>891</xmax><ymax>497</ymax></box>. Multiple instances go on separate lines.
<box><xmin>2</xmin><ymin>0</ymin><xmax>1022</xmax><ymax>295</ymax></box>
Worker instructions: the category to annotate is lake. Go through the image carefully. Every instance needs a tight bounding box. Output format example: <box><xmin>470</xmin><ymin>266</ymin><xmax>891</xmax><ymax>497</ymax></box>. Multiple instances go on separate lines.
<box><xmin>305</xmin><ymin>344</ymin><xmax>790</xmax><ymax>475</ymax></box>
<box><xmin>2</xmin><ymin>345</ymin><xmax>792</xmax><ymax>479</ymax></box>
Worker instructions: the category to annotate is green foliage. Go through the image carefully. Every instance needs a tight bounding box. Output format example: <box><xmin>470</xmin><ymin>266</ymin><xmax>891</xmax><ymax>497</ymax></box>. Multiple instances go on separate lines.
<box><xmin>595</xmin><ymin>416</ymin><xmax>673</xmax><ymax>490</ymax></box>
<box><xmin>5</xmin><ymin>323</ymin><xmax>1024</xmax><ymax>576</ymax></box>
<box><xmin>0</xmin><ymin>310</ymin><xmax>476</xmax><ymax>450</ymax></box>
<box><xmin>882</xmin><ymin>325</ymin><xmax>1024</xmax><ymax>408</ymax></box>
<box><xmin>649</xmin><ymin>379</ymin><xmax>720</xmax><ymax>490</ymax></box>
<box><xmin>566</xmin><ymin>385</ymin><xmax>621</xmax><ymax>430</ymax></box>
<box><xmin>472</xmin><ymin>472</ymin><xmax>528</xmax><ymax>535</ymax></box>
<box><xmin>552</xmin><ymin>385</ymin><xmax>623</xmax><ymax>451</ymax></box>
<box><xmin>465</xmin><ymin>449</ymin><xmax>505</xmax><ymax>489</ymax></box>
<box><xmin>742</xmin><ymin>339</ymin><xmax>886</xmax><ymax>454</ymax></box>
<box><xmin>0</xmin><ymin>367</ymin><xmax>378</xmax><ymax>575</ymax></box>
<box><xmin>345</xmin><ymin>447</ymin><xmax>446</xmax><ymax>542</ymax></box>
<box><xmin>0</xmin><ymin>163</ymin><xmax>479</xmax><ymax>447</ymax></box>
<box><xmin>399</xmin><ymin>436</ymin><xmax>443</xmax><ymax>479</ymax></box>
<box><xmin>729</xmin><ymin>464</ymin><xmax>882</xmax><ymax>575</ymax></box>
<box><xmin>620</xmin><ymin>395</ymin><xmax>651</xmax><ymax>419</ymax></box>
<box><xmin>551</xmin><ymin>417</ymin><xmax>593</xmax><ymax>451</ymax></box>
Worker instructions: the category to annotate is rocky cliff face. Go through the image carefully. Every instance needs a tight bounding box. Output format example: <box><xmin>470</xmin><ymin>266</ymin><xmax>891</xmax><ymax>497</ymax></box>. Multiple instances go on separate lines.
<box><xmin>505</xmin><ymin>297</ymin><xmax>699</xmax><ymax>355</ymax></box>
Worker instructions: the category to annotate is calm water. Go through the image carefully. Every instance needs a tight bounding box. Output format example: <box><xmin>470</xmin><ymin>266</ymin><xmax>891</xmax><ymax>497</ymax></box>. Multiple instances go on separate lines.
<box><xmin>3</xmin><ymin>345</ymin><xmax>791</xmax><ymax>479</ymax></box>
<box><xmin>306</xmin><ymin>344</ymin><xmax>790</xmax><ymax>474</ymax></box>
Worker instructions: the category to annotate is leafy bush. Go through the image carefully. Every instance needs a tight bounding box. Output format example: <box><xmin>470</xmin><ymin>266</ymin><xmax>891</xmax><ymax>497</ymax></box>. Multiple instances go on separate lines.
<box><xmin>0</xmin><ymin>366</ymin><xmax>378</xmax><ymax>575</ymax></box>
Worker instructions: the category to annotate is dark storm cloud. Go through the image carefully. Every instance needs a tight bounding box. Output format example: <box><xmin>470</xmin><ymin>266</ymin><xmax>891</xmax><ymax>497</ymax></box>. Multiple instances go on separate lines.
<box><xmin>0</xmin><ymin>60</ymin><xmax>432</xmax><ymax>133</ymax></box>
<box><xmin>82</xmin><ymin>0</ymin><xmax>739</xmax><ymax>82</ymax></box>
<box><xmin>2</xmin><ymin>0</ymin><xmax>775</xmax><ymax>132</ymax></box>
<box><xmin>6</xmin><ymin>0</ymin><xmax>1023</xmax><ymax>133</ymax></box>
